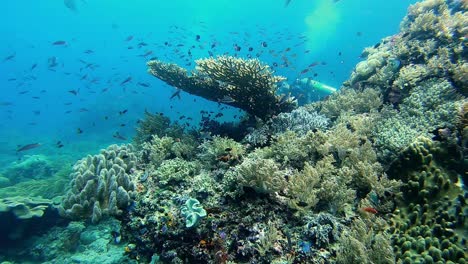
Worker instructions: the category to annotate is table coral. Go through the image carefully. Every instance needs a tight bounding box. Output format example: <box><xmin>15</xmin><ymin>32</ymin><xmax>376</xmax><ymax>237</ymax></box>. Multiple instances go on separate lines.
<box><xmin>148</xmin><ymin>55</ymin><xmax>296</xmax><ymax>119</ymax></box>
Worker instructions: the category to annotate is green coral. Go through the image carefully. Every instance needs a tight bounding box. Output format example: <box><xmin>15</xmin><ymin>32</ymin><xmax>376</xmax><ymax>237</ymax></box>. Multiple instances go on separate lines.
<box><xmin>308</xmin><ymin>88</ymin><xmax>383</xmax><ymax>120</ymax></box>
<box><xmin>337</xmin><ymin>217</ymin><xmax>395</xmax><ymax>264</ymax></box>
<box><xmin>141</xmin><ymin>135</ymin><xmax>175</xmax><ymax>167</ymax></box>
<box><xmin>148</xmin><ymin>55</ymin><xmax>297</xmax><ymax>118</ymax></box>
<box><xmin>134</xmin><ymin>111</ymin><xmax>183</xmax><ymax>146</ymax></box>
<box><xmin>235</xmin><ymin>152</ymin><xmax>287</xmax><ymax>194</ymax></box>
<box><xmin>387</xmin><ymin>137</ymin><xmax>467</xmax><ymax>263</ymax></box>
<box><xmin>197</xmin><ymin>136</ymin><xmax>245</xmax><ymax>168</ymax></box>
<box><xmin>373</xmin><ymin>79</ymin><xmax>460</xmax><ymax>161</ymax></box>
<box><xmin>154</xmin><ymin>158</ymin><xmax>200</xmax><ymax>186</ymax></box>
<box><xmin>180</xmin><ymin>198</ymin><xmax>207</xmax><ymax>228</ymax></box>
<box><xmin>2</xmin><ymin>154</ymin><xmax>60</xmax><ymax>184</ymax></box>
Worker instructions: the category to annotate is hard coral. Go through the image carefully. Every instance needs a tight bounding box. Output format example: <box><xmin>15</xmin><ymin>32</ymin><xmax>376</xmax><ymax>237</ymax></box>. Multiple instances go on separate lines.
<box><xmin>148</xmin><ymin>56</ymin><xmax>296</xmax><ymax>119</ymax></box>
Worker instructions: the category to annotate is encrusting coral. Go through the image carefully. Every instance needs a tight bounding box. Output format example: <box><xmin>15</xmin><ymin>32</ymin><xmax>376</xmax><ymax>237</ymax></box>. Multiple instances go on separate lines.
<box><xmin>147</xmin><ymin>55</ymin><xmax>297</xmax><ymax>119</ymax></box>
<box><xmin>59</xmin><ymin>144</ymin><xmax>137</xmax><ymax>223</ymax></box>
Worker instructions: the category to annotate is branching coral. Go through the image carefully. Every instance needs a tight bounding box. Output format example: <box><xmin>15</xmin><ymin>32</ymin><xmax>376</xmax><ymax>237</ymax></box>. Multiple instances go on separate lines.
<box><xmin>148</xmin><ymin>56</ymin><xmax>296</xmax><ymax>118</ymax></box>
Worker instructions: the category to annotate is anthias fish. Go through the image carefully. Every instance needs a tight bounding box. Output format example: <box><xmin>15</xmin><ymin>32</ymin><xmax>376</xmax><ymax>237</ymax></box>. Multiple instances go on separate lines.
<box><xmin>16</xmin><ymin>143</ymin><xmax>41</xmax><ymax>152</ymax></box>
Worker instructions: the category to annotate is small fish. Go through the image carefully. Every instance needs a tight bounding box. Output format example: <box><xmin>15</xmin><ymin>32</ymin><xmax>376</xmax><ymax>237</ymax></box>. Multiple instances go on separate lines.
<box><xmin>113</xmin><ymin>132</ymin><xmax>127</xmax><ymax>140</ymax></box>
<box><xmin>170</xmin><ymin>89</ymin><xmax>181</xmax><ymax>100</ymax></box>
<box><xmin>137</xmin><ymin>82</ymin><xmax>150</xmax><ymax>87</ymax></box>
<box><xmin>52</xmin><ymin>40</ymin><xmax>67</xmax><ymax>45</ymax></box>
<box><xmin>77</xmin><ymin>128</ymin><xmax>83</xmax><ymax>134</ymax></box>
<box><xmin>84</xmin><ymin>49</ymin><xmax>94</xmax><ymax>54</ymax></box>
<box><xmin>31</xmin><ymin>63</ymin><xmax>37</xmax><ymax>70</ymax></box>
<box><xmin>139</xmin><ymin>50</ymin><xmax>153</xmax><ymax>57</ymax></box>
<box><xmin>261</xmin><ymin>41</ymin><xmax>268</xmax><ymax>47</ymax></box>
<box><xmin>120</xmin><ymin>77</ymin><xmax>132</xmax><ymax>85</ymax></box>
<box><xmin>16</xmin><ymin>143</ymin><xmax>41</xmax><ymax>152</ymax></box>
<box><xmin>285</xmin><ymin>0</ymin><xmax>292</xmax><ymax>7</ymax></box>
<box><xmin>125</xmin><ymin>35</ymin><xmax>134</xmax><ymax>41</ymax></box>
<box><xmin>300</xmin><ymin>68</ymin><xmax>309</xmax><ymax>74</ymax></box>
<box><xmin>68</xmin><ymin>89</ymin><xmax>78</xmax><ymax>95</ymax></box>
<box><xmin>195</xmin><ymin>35</ymin><xmax>201</xmax><ymax>41</ymax></box>
<box><xmin>3</xmin><ymin>54</ymin><xmax>15</xmax><ymax>62</ymax></box>
<box><xmin>119</xmin><ymin>109</ymin><xmax>128</xmax><ymax>115</ymax></box>
<box><xmin>140</xmin><ymin>171</ymin><xmax>149</xmax><ymax>182</ymax></box>
<box><xmin>64</xmin><ymin>0</ymin><xmax>78</xmax><ymax>12</ymax></box>
<box><xmin>218</xmin><ymin>95</ymin><xmax>235</xmax><ymax>104</ymax></box>
<box><xmin>56</xmin><ymin>141</ymin><xmax>64</xmax><ymax>148</ymax></box>
<box><xmin>361</xmin><ymin>207</ymin><xmax>378</xmax><ymax>214</ymax></box>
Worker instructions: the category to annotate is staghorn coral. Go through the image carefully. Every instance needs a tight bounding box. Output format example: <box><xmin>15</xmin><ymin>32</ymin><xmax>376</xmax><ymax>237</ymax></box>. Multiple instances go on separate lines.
<box><xmin>59</xmin><ymin>144</ymin><xmax>137</xmax><ymax>223</ymax></box>
<box><xmin>270</xmin><ymin>108</ymin><xmax>330</xmax><ymax>135</ymax></box>
<box><xmin>148</xmin><ymin>56</ymin><xmax>296</xmax><ymax>118</ymax></box>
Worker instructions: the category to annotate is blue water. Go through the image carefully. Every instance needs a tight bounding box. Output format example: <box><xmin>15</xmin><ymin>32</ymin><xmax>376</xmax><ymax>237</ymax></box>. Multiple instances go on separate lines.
<box><xmin>0</xmin><ymin>0</ymin><xmax>416</xmax><ymax>167</ymax></box>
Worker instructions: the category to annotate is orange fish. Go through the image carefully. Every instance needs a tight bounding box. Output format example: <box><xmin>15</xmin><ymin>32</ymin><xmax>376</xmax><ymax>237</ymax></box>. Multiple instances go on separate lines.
<box><xmin>361</xmin><ymin>207</ymin><xmax>378</xmax><ymax>214</ymax></box>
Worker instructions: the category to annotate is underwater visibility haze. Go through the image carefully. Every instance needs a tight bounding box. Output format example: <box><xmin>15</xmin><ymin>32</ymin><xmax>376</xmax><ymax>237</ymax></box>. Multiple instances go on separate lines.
<box><xmin>0</xmin><ymin>0</ymin><xmax>466</xmax><ymax>263</ymax></box>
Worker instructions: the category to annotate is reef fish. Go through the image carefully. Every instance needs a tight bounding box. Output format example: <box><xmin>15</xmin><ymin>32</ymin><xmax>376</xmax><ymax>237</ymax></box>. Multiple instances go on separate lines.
<box><xmin>16</xmin><ymin>143</ymin><xmax>41</xmax><ymax>152</ymax></box>
<box><xmin>64</xmin><ymin>0</ymin><xmax>78</xmax><ymax>12</ymax></box>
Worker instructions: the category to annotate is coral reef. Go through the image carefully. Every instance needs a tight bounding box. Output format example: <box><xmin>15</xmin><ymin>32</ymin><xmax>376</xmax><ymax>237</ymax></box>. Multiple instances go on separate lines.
<box><xmin>148</xmin><ymin>55</ymin><xmax>297</xmax><ymax>118</ymax></box>
<box><xmin>8</xmin><ymin>1</ymin><xmax>466</xmax><ymax>263</ymax></box>
<box><xmin>345</xmin><ymin>0</ymin><xmax>467</xmax><ymax>99</ymax></box>
<box><xmin>59</xmin><ymin>144</ymin><xmax>137</xmax><ymax>223</ymax></box>
<box><xmin>386</xmin><ymin>137</ymin><xmax>466</xmax><ymax>263</ymax></box>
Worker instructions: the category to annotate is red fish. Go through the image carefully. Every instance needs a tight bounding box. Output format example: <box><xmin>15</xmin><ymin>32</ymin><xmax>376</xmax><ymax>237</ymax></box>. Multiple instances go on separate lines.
<box><xmin>361</xmin><ymin>207</ymin><xmax>378</xmax><ymax>214</ymax></box>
